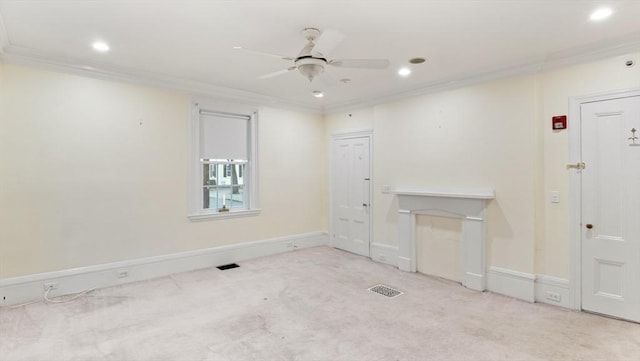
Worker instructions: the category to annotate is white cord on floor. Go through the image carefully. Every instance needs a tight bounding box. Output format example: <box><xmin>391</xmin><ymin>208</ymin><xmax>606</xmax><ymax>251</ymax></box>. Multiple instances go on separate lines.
<box><xmin>6</xmin><ymin>299</ymin><xmax>42</xmax><ymax>309</ymax></box>
<box><xmin>43</xmin><ymin>287</ymin><xmax>95</xmax><ymax>304</ymax></box>
<box><xmin>3</xmin><ymin>287</ymin><xmax>95</xmax><ymax>309</ymax></box>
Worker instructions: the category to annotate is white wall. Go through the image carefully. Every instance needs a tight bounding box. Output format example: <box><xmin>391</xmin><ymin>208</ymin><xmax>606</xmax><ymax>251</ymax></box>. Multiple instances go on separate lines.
<box><xmin>374</xmin><ymin>76</ymin><xmax>538</xmax><ymax>274</ymax></box>
<box><xmin>325</xmin><ymin>52</ymin><xmax>640</xmax><ymax>280</ymax></box>
<box><xmin>0</xmin><ymin>63</ymin><xmax>325</xmax><ymax>278</ymax></box>
<box><xmin>2</xmin><ymin>52</ymin><xmax>638</xmax><ymax>282</ymax></box>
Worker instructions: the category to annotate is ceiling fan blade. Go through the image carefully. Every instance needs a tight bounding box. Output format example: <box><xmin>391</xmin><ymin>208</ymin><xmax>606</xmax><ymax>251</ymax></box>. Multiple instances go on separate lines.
<box><xmin>258</xmin><ymin>67</ymin><xmax>297</xmax><ymax>79</ymax></box>
<box><xmin>311</xmin><ymin>29</ymin><xmax>345</xmax><ymax>57</ymax></box>
<box><xmin>234</xmin><ymin>46</ymin><xmax>294</xmax><ymax>61</ymax></box>
<box><xmin>329</xmin><ymin>59</ymin><xmax>390</xmax><ymax>69</ymax></box>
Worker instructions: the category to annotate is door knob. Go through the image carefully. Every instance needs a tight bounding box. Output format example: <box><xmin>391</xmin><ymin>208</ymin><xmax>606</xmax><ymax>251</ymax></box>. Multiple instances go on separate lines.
<box><xmin>566</xmin><ymin>162</ymin><xmax>586</xmax><ymax>170</ymax></box>
<box><xmin>586</xmin><ymin>224</ymin><xmax>593</xmax><ymax>229</ymax></box>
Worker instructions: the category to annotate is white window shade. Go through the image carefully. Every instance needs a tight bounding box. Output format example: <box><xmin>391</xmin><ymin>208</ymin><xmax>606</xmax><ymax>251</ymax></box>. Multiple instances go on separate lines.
<box><xmin>200</xmin><ymin>111</ymin><xmax>249</xmax><ymax>161</ymax></box>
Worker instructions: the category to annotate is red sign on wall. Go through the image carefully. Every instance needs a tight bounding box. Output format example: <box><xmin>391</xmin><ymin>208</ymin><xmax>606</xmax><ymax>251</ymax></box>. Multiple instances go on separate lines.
<box><xmin>552</xmin><ymin>115</ymin><xmax>567</xmax><ymax>130</ymax></box>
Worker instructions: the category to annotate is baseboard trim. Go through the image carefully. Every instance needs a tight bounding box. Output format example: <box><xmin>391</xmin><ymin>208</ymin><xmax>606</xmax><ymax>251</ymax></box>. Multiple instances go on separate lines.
<box><xmin>368</xmin><ymin>241</ymin><xmax>574</xmax><ymax>307</ymax></box>
<box><xmin>370</xmin><ymin>242</ymin><xmax>399</xmax><ymax>267</ymax></box>
<box><xmin>463</xmin><ymin>272</ymin><xmax>485</xmax><ymax>292</ymax></box>
<box><xmin>0</xmin><ymin>232</ymin><xmax>329</xmax><ymax>307</ymax></box>
<box><xmin>534</xmin><ymin>275</ymin><xmax>571</xmax><ymax>309</ymax></box>
<box><xmin>487</xmin><ymin>266</ymin><xmax>536</xmax><ymax>302</ymax></box>
<box><xmin>370</xmin><ymin>243</ymin><xmax>544</xmax><ymax>303</ymax></box>
<box><xmin>3</xmin><ymin>236</ymin><xmax>575</xmax><ymax>310</ymax></box>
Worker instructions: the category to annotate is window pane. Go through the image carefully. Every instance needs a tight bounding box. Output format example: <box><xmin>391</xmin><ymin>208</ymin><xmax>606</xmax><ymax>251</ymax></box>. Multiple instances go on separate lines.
<box><xmin>229</xmin><ymin>186</ymin><xmax>244</xmax><ymax>207</ymax></box>
<box><xmin>203</xmin><ymin>163</ymin><xmax>246</xmax><ymax>210</ymax></box>
<box><xmin>232</xmin><ymin>164</ymin><xmax>245</xmax><ymax>186</ymax></box>
<box><xmin>203</xmin><ymin>186</ymin><xmax>218</xmax><ymax>209</ymax></box>
<box><xmin>209</xmin><ymin>165</ymin><xmax>217</xmax><ymax>180</ymax></box>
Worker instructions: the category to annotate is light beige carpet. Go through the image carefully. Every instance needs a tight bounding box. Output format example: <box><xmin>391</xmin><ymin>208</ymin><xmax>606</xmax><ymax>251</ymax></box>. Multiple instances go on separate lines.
<box><xmin>1</xmin><ymin>246</ymin><xmax>639</xmax><ymax>361</ymax></box>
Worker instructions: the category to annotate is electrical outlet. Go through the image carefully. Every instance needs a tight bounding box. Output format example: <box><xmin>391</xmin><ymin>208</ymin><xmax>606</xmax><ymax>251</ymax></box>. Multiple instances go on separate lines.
<box><xmin>117</xmin><ymin>270</ymin><xmax>129</xmax><ymax>279</ymax></box>
<box><xmin>378</xmin><ymin>255</ymin><xmax>387</xmax><ymax>262</ymax></box>
<box><xmin>546</xmin><ymin>291</ymin><xmax>561</xmax><ymax>302</ymax></box>
<box><xmin>43</xmin><ymin>282</ymin><xmax>59</xmax><ymax>291</ymax></box>
<box><xmin>381</xmin><ymin>185</ymin><xmax>391</xmax><ymax>194</ymax></box>
<box><xmin>286</xmin><ymin>241</ymin><xmax>294</xmax><ymax>249</ymax></box>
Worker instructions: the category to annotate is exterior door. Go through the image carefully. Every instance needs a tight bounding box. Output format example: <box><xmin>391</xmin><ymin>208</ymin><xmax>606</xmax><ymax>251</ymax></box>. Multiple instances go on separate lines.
<box><xmin>581</xmin><ymin>95</ymin><xmax>640</xmax><ymax>322</ymax></box>
<box><xmin>332</xmin><ymin>135</ymin><xmax>371</xmax><ymax>257</ymax></box>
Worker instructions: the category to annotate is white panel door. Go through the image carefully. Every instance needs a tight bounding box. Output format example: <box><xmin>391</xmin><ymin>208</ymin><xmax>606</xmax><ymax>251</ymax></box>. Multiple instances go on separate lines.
<box><xmin>581</xmin><ymin>95</ymin><xmax>640</xmax><ymax>322</ymax></box>
<box><xmin>332</xmin><ymin>136</ymin><xmax>371</xmax><ymax>257</ymax></box>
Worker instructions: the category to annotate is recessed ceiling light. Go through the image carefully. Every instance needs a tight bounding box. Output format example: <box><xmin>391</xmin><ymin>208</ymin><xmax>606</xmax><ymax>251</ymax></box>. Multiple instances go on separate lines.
<box><xmin>409</xmin><ymin>57</ymin><xmax>426</xmax><ymax>64</ymax></box>
<box><xmin>340</xmin><ymin>78</ymin><xmax>351</xmax><ymax>84</ymax></box>
<box><xmin>398</xmin><ymin>67</ymin><xmax>411</xmax><ymax>77</ymax></box>
<box><xmin>312</xmin><ymin>90</ymin><xmax>324</xmax><ymax>98</ymax></box>
<box><xmin>590</xmin><ymin>7</ymin><xmax>613</xmax><ymax>21</ymax></box>
<box><xmin>92</xmin><ymin>41</ymin><xmax>110</xmax><ymax>53</ymax></box>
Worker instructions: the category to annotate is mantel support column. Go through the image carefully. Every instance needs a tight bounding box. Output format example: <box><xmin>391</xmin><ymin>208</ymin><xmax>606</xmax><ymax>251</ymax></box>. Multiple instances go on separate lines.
<box><xmin>461</xmin><ymin>216</ymin><xmax>486</xmax><ymax>291</ymax></box>
<box><xmin>397</xmin><ymin>209</ymin><xmax>415</xmax><ymax>272</ymax></box>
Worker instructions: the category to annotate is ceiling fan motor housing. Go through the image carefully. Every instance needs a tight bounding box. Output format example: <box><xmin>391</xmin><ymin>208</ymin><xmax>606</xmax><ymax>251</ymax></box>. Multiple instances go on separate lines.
<box><xmin>302</xmin><ymin>28</ymin><xmax>321</xmax><ymax>42</ymax></box>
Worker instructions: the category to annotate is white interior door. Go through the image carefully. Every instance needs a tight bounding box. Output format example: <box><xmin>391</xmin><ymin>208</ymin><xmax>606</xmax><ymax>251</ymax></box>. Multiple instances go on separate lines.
<box><xmin>581</xmin><ymin>95</ymin><xmax>640</xmax><ymax>322</ymax></box>
<box><xmin>332</xmin><ymin>136</ymin><xmax>371</xmax><ymax>257</ymax></box>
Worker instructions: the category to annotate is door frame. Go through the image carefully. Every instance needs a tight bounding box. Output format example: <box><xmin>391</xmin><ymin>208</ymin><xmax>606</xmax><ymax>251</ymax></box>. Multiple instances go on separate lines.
<box><xmin>568</xmin><ymin>87</ymin><xmax>640</xmax><ymax>311</ymax></box>
<box><xmin>329</xmin><ymin>130</ymin><xmax>373</xmax><ymax>256</ymax></box>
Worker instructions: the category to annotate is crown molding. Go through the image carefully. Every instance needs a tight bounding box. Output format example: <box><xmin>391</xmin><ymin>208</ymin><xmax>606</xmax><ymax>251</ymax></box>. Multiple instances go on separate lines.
<box><xmin>0</xmin><ymin>45</ymin><xmax>323</xmax><ymax>115</ymax></box>
<box><xmin>324</xmin><ymin>35</ymin><xmax>640</xmax><ymax>114</ymax></box>
<box><xmin>1</xmin><ymin>32</ymin><xmax>638</xmax><ymax>116</ymax></box>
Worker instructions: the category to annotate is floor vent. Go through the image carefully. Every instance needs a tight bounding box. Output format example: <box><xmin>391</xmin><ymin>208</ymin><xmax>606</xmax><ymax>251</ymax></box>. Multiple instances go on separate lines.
<box><xmin>368</xmin><ymin>284</ymin><xmax>403</xmax><ymax>298</ymax></box>
<box><xmin>216</xmin><ymin>263</ymin><xmax>240</xmax><ymax>270</ymax></box>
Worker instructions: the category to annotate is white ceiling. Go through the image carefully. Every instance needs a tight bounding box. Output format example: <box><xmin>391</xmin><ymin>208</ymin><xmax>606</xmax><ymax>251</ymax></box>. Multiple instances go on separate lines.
<box><xmin>1</xmin><ymin>0</ymin><xmax>639</xmax><ymax>113</ymax></box>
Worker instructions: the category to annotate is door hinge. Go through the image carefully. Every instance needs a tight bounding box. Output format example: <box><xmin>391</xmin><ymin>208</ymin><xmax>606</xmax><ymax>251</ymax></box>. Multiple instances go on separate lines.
<box><xmin>566</xmin><ymin>162</ymin><xmax>586</xmax><ymax>170</ymax></box>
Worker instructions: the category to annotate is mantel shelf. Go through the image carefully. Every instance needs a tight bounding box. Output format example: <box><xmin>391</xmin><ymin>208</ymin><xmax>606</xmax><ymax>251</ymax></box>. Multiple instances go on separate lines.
<box><xmin>393</xmin><ymin>187</ymin><xmax>495</xmax><ymax>200</ymax></box>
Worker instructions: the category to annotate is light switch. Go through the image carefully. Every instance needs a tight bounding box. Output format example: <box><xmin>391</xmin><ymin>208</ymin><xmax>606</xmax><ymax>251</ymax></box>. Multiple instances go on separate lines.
<box><xmin>551</xmin><ymin>191</ymin><xmax>560</xmax><ymax>203</ymax></box>
<box><xmin>381</xmin><ymin>185</ymin><xmax>391</xmax><ymax>194</ymax></box>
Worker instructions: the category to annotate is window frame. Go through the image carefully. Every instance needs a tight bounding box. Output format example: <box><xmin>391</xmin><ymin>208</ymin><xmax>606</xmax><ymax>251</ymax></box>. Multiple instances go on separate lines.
<box><xmin>188</xmin><ymin>99</ymin><xmax>260</xmax><ymax>221</ymax></box>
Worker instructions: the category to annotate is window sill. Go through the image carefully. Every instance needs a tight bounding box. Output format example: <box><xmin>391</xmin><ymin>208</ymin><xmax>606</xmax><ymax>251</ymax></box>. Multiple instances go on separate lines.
<box><xmin>188</xmin><ymin>209</ymin><xmax>261</xmax><ymax>222</ymax></box>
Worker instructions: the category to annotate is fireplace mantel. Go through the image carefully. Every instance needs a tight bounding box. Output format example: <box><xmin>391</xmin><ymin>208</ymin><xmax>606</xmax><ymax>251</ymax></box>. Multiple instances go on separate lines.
<box><xmin>394</xmin><ymin>187</ymin><xmax>495</xmax><ymax>200</ymax></box>
<box><xmin>393</xmin><ymin>187</ymin><xmax>494</xmax><ymax>291</ymax></box>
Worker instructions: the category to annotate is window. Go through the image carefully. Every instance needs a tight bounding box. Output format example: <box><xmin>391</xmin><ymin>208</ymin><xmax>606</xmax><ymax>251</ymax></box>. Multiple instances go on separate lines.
<box><xmin>188</xmin><ymin>101</ymin><xmax>259</xmax><ymax>220</ymax></box>
<box><xmin>203</xmin><ymin>162</ymin><xmax>246</xmax><ymax>210</ymax></box>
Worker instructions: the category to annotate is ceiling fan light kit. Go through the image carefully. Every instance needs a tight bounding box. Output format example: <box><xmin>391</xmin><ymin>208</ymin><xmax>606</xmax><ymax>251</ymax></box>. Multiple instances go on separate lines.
<box><xmin>296</xmin><ymin>56</ymin><xmax>326</xmax><ymax>82</ymax></box>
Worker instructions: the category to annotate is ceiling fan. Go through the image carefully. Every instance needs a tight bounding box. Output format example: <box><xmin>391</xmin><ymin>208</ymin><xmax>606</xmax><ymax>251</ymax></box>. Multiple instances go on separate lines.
<box><xmin>235</xmin><ymin>28</ymin><xmax>390</xmax><ymax>82</ymax></box>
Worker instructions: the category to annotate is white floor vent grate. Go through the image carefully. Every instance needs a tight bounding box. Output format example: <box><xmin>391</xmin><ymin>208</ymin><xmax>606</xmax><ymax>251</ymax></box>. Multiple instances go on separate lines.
<box><xmin>368</xmin><ymin>284</ymin><xmax>403</xmax><ymax>298</ymax></box>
